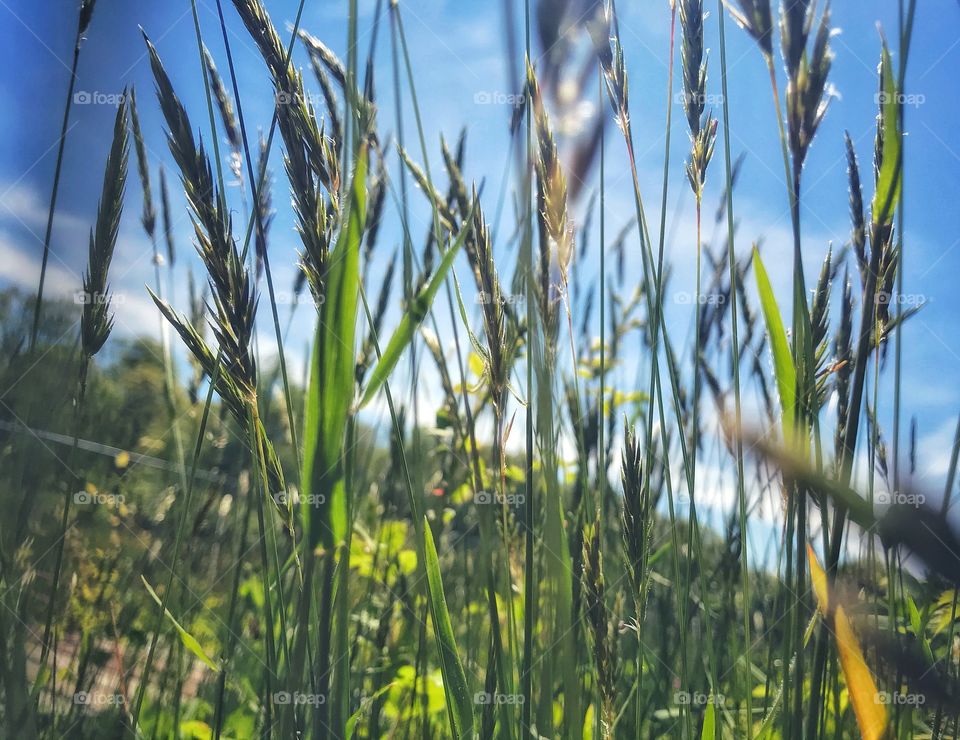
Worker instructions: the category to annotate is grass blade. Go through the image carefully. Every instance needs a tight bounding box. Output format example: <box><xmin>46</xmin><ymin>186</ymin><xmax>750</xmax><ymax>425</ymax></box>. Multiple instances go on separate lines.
<box><xmin>142</xmin><ymin>577</ymin><xmax>219</xmax><ymax>672</ymax></box>
<box><xmin>358</xmin><ymin>207</ymin><xmax>474</xmax><ymax>409</ymax></box>
<box><xmin>423</xmin><ymin>517</ymin><xmax>474</xmax><ymax>738</ymax></box>
<box><xmin>754</xmin><ymin>246</ymin><xmax>796</xmax><ymax>437</ymax></box>
<box><xmin>302</xmin><ymin>144</ymin><xmax>368</xmax><ymax>549</ymax></box>
<box><xmin>872</xmin><ymin>40</ymin><xmax>902</xmax><ymax>229</ymax></box>
<box><xmin>807</xmin><ymin>547</ymin><xmax>887</xmax><ymax>740</ymax></box>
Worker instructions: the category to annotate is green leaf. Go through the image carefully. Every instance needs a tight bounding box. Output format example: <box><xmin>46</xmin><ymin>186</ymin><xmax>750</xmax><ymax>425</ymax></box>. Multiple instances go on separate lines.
<box><xmin>700</xmin><ymin>701</ymin><xmax>716</xmax><ymax>740</ymax></box>
<box><xmin>302</xmin><ymin>144</ymin><xmax>368</xmax><ymax>549</ymax></box>
<box><xmin>179</xmin><ymin>720</ymin><xmax>213</xmax><ymax>740</ymax></box>
<box><xmin>359</xmin><ymin>207</ymin><xmax>475</xmax><ymax>409</ymax></box>
<box><xmin>423</xmin><ymin>518</ymin><xmax>474</xmax><ymax>738</ymax></box>
<box><xmin>142</xmin><ymin>577</ymin><xmax>219</xmax><ymax>672</ymax></box>
<box><xmin>907</xmin><ymin>596</ymin><xmax>935</xmax><ymax>664</ymax></box>
<box><xmin>872</xmin><ymin>40</ymin><xmax>902</xmax><ymax>229</ymax></box>
<box><xmin>345</xmin><ymin>682</ymin><xmax>394</xmax><ymax>738</ymax></box>
<box><xmin>754</xmin><ymin>247</ymin><xmax>797</xmax><ymax>438</ymax></box>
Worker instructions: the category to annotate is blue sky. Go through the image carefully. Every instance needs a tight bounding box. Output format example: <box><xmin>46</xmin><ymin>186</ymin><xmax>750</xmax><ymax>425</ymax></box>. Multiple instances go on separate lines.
<box><xmin>1</xmin><ymin>0</ymin><xmax>959</xmax><ymax>521</ymax></box>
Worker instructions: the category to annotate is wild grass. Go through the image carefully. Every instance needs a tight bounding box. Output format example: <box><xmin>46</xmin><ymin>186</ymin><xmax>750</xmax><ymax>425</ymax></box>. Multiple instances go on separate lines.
<box><xmin>3</xmin><ymin>0</ymin><xmax>958</xmax><ymax>739</ymax></box>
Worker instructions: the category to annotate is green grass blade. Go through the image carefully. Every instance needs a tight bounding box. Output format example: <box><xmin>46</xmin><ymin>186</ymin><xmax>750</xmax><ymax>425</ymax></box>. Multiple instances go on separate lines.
<box><xmin>142</xmin><ymin>577</ymin><xmax>219</xmax><ymax>672</ymax></box>
<box><xmin>754</xmin><ymin>246</ymin><xmax>797</xmax><ymax>437</ymax></box>
<box><xmin>701</xmin><ymin>702</ymin><xmax>716</xmax><ymax>740</ymax></box>
<box><xmin>423</xmin><ymin>517</ymin><xmax>474</xmax><ymax>738</ymax></box>
<box><xmin>302</xmin><ymin>143</ymin><xmax>368</xmax><ymax>549</ymax></box>
<box><xmin>359</xmin><ymin>208</ymin><xmax>474</xmax><ymax>409</ymax></box>
<box><xmin>872</xmin><ymin>40</ymin><xmax>902</xmax><ymax>228</ymax></box>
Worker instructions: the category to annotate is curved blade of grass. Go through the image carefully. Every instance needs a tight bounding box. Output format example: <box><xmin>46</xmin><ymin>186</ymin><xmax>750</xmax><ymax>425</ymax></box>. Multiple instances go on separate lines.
<box><xmin>346</xmin><ymin>682</ymin><xmax>394</xmax><ymax>738</ymax></box>
<box><xmin>302</xmin><ymin>143</ymin><xmax>368</xmax><ymax>550</ymax></box>
<box><xmin>807</xmin><ymin>546</ymin><xmax>887</xmax><ymax>740</ymax></box>
<box><xmin>753</xmin><ymin>246</ymin><xmax>796</xmax><ymax>438</ymax></box>
<box><xmin>872</xmin><ymin>40</ymin><xmax>901</xmax><ymax>229</ymax></box>
<box><xmin>142</xmin><ymin>577</ymin><xmax>219</xmax><ymax>672</ymax></box>
<box><xmin>423</xmin><ymin>517</ymin><xmax>474</xmax><ymax>738</ymax></box>
<box><xmin>358</xmin><ymin>206</ymin><xmax>474</xmax><ymax>409</ymax></box>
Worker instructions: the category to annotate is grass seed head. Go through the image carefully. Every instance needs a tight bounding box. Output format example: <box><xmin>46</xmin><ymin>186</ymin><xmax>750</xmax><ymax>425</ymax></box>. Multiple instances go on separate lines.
<box><xmin>159</xmin><ymin>165</ymin><xmax>176</xmax><ymax>265</ymax></box>
<box><xmin>202</xmin><ymin>45</ymin><xmax>241</xmax><ymax>154</ymax></box>
<box><xmin>128</xmin><ymin>86</ymin><xmax>156</xmax><ymax>239</ymax></box>
<box><xmin>780</xmin><ymin>0</ymin><xmax>812</xmax><ymax>80</ymax></box>
<box><xmin>528</xmin><ymin>62</ymin><xmax>573</xmax><ymax>290</ymax></box>
<box><xmin>680</xmin><ymin>0</ymin><xmax>707</xmax><ymax>135</ymax></box>
<box><xmin>726</xmin><ymin>0</ymin><xmax>774</xmax><ymax>57</ymax></box>
<box><xmin>620</xmin><ymin>423</ymin><xmax>651</xmax><ymax>615</ymax></box>
<box><xmin>308</xmin><ymin>55</ymin><xmax>343</xmax><ymax>151</ymax></box>
<box><xmin>468</xmin><ymin>194</ymin><xmax>508</xmax><ymax>408</ymax></box>
<box><xmin>81</xmin><ymin>93</ymin><xmax>129</xmax><ymax>360</ymax></box>
<box><xmin>298</xmin><ymin>29</ymin><xmax>347</xmax><ymax>89</ymax></box>
<box><xmin>234</xmin><ymin>0</ymin><xmax>341</xmax><ymax>193</ymax></box>
<box><xmin>254</xmin><ymin>132</ymin><xmax>274</xmax><ymax>278</ymax></box>
<box><xmin>583</xmin><ymin>512</ymin><xmax>617</xmax><ymax>730</ymax></box>
<box><xmin>686</xmin><ymin>113</ymin><xmax>718</xmax><ymax>198</ymax></box>
<box><xmin>784</xmin><ymin>2</ymin><xmax>834</xmax><ymax>172</ymax></box>
<box><xmin>145</xmin><ymin>32</ymin><xmax>257</xmax><ymax>394</ymax></box>
<box><xmin>589</xmin><ymin>8</ymin><xmax>630</xmax><ymax>137</ymax></box>
<box><xmin>78</xmin><ymin>0</ymin><xmax>96</xmax><ymax>36</ymax></box>
<box><xmin>833</xmin><ymin>268</ymin><xmax>853</xmax><ymax>455</ymax></box>
<box><xmin>845</xmin><ymin>131</ymin><xmax>867</xmax><ymax>285</ymax></box>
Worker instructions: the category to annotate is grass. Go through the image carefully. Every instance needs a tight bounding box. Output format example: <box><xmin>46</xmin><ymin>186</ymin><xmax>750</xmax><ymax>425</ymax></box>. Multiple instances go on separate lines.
<box><xmin>2</xmin><ymin>0</ymin><xmax>958</xmax><ymax>738</ymax></box>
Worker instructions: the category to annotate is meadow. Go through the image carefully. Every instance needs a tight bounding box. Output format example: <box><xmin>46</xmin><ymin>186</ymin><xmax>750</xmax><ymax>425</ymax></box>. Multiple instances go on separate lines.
<box><xmin>2</xmin><ymin>0</ymin><xmax>959</xmax><ymax>737</ymax></box>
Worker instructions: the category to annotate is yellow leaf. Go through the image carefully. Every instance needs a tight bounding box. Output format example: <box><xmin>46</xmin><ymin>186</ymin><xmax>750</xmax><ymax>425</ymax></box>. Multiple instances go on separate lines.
<box><xmin>807</xmin><ymin>545</ymin><xmax>887</xmax><ymax>740</ymax></box>
<box><xmin>114</xmin><ymin>450</ymin><xmax>130</xmax><ymax>469</ymax></box>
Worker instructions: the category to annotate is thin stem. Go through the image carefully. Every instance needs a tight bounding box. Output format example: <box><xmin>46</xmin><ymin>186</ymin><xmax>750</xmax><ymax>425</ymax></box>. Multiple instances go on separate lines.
<box><xmin>716</xmin><ymin>5</ymin><xmax>751</xmax><ymax>734</ymax></box>
<box><xmin>31</xmin><ymin>33</ymin><xmax>82</xmax><ymax>351</ymax></box>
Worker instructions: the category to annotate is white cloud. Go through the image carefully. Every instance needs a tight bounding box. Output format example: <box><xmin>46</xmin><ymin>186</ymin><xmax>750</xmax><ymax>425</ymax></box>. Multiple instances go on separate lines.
<box><xmin>0</xmin><ymin>229</ymin><xmax>76</xmax><ymax>295</ymax></box>
<box><xmin>0</xmin><ymin>181</ymin><xmax>86</xmax><ymax>235</ymax></box>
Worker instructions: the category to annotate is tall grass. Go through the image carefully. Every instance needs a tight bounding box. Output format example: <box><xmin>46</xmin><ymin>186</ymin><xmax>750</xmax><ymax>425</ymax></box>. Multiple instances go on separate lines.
<box><xmin>7</xmin><ymin>1</ymin><xmax>959</xmax><ymax>739</ymax></box>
